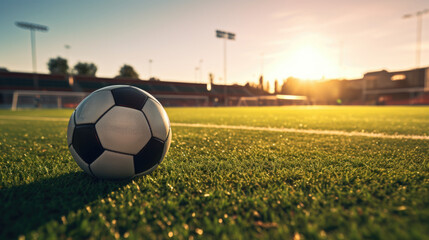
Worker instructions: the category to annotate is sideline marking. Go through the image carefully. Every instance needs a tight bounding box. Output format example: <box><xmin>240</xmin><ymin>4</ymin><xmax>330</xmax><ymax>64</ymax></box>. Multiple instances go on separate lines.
<box><xmin>171</xmin><ymin>123</ymin><xmax>429</xmax><ymax>140</ymax></box>
<box><xmin>1</xmin><ymin>115</ymin><xmax>428</xmax><ymax>140</ymax></box>
<box><xmin>0</xmin><ymin>115</ymin><xmax>69</xmax><ymax>122</ymax></box>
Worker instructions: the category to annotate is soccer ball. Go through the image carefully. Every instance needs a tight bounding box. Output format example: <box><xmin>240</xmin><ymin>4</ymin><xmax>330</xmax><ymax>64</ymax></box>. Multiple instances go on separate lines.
<box><xmin>67</xmin><ymin>85</ymin><xmax>172</xmax><ymax>179</ymax></box>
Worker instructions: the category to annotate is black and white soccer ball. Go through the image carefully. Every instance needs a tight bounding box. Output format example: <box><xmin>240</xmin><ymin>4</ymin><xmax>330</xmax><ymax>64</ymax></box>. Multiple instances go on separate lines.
<box><xmin>67</xmin><ymin>85</ymin><xmax>172</xmax><ymax>179</ymax></box>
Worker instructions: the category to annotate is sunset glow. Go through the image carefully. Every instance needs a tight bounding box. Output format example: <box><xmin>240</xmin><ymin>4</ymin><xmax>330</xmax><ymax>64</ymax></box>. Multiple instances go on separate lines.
<box><xmin>268</xmin><ymin>43</ymin><xmax>339</xmax><ymax>82</ymax></box>
<box><xmin>0</xmin><ymin>0</ymin><xmax>428</xmax><ymax>84</ymax></box>
<box><xmin>287</xmin><ymin>45</ymin><xmax>338</xmax><ymax>80</ymax></box>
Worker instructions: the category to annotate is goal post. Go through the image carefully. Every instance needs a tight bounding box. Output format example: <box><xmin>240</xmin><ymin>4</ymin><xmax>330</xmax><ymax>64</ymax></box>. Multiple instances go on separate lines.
<box><xmin>10</xmin><ymin>91</ymin><xmax>211</xmax><ymax>110</ymax></box>
<box><xmin>152</xmin><ymin>94</ymin><xmax>209</xmax><ymax>107</ymax></box>
<box><xmin>237</xmin><ymin>94</ymin><xmax>308</xmax><ymax>106</ymax></box>
<box><xmin>11</xmin><ymin>90</ymin><xmax>88</xmax><ymax>111</ymax></box>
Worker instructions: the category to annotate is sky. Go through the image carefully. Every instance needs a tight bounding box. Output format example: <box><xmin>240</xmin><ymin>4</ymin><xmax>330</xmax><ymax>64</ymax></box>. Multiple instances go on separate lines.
<box><xmin>0</xmin><ymin>0</ymin><xmax>428</xmax><ymax>87</ymax></box>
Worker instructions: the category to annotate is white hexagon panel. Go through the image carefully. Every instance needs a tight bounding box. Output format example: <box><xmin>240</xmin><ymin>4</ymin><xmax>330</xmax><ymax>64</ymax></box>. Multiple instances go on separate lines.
<box><xmin>142</xmin><ymin>98</ymin><xmax>170</xmax><ymax>140</ymax></box>
<box><xmin>95</xmin><ymin>106</ymin><xmax>151</xmax><ymax>155</ymax></box>
<box><xmin>93</xmin><ymin>85</ymin><xmax>129</xmax><ymax>93</ymax></box>
<box><xmin>75</xmin><ymin>90</ymin><xmax>115</xmax><ymax>124</ymax></box>
<box><xmin>90</xmin><ymin>151</ymin><xmax>135</xmax><ymax>179</ymax></box>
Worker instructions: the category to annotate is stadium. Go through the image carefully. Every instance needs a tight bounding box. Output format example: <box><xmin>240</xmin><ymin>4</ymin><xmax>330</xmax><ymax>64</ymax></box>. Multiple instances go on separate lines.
<box><xmin>2</xmin><ymin>65</ymin><xmax>429</xmax><ymax>109</ymax></box>
<box><xmin>1</xmin><ymin>1</ymin><xmax>429</xmax><ymax>240</ymax></box>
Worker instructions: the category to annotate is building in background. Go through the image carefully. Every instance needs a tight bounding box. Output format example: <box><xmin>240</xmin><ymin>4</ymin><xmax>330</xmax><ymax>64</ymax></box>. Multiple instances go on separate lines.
<box><xmin>0</xmin><ymin>71</ymin><xmax>254</xmax><ymax>108</ymax></box>
<box><xmin>362</xmin><ymin>67</ymin><xmax>429</xmax><ymax>105</ymax></box>
<box><xmin>1</xmin><ymin>67</ymin><xmax>429</xmax><ymax>108</ymax></box>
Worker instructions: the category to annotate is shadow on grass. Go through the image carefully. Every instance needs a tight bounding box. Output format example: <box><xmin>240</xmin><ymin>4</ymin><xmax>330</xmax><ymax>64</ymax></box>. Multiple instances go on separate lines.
<box><xmin>0</xmin><ymin>172</ymin><xmax>129</xmax><ymax>239</ymax></box>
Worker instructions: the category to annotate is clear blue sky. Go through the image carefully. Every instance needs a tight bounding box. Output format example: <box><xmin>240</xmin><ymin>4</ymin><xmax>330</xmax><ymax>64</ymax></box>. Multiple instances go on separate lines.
<box><xmin>0</xmin><ymin>0</ymin><xmax>428</xmax><ymax>86</ymax></box>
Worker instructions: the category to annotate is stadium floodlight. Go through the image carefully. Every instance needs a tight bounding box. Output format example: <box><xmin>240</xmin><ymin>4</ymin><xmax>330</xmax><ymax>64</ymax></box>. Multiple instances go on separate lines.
<box><xmin>194</xmin><ymin>67</ymin><xmax>200</xmax><ymax>83</ymax></box>
<box><xmin>149</xmin><ymin>59</ymin><xmax>153</xmax><ymax>78</ymax></box>
<box><xmin>403</xmin><ymin>9</ymin><xmax>429</xmax><ymax>68</ymax></box>
<box><xmin>216</xmin><ymin>29</ymin><xmax>235</xmax><ymax>106</ymax></box>
<box><xmin>64</xmin><ymin>44</ymin><xmax>71</xmax><ymax>69</ymax></box>
<box><xmin>199</xmin><ymin>59</ymin><xmax>203</xmax><ymax>83</ymax></box>
<box><xmin>16</xmin><ymin>22</ymin><xmax>48</xmax><ymax>32</ymax></box>
<box><xmin>15</xmin><ymin>22</ymin><xmax>48</xmax><ymax>72</ymax></box>
<box><xmin>15</xmin><ymin>21</ymin><xmax>48</xmax><ymax>89</ymax></box>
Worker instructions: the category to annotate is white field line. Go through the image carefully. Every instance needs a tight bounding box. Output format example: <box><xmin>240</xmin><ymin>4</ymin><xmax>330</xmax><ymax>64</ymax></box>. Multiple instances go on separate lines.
<box><xmin>171</xmin><ymin>123</ymin><xmax>429</xmax><ymax>140</ymax></box>
<box><xmin>0</xmin><ymin>115</ymin><xmax>70</xmax><ymax>122</ymax></box>
<box><xmin>1</xmin><ymin>115</ymin><xmax>428</xmax><ymax>140</ymax></box>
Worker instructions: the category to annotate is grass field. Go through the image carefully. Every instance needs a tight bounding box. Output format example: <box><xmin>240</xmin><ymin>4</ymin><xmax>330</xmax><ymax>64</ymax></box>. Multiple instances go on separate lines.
<box><xmin>0</xmin><ymin>106</ymin><xmax>428</xmax><ymax>239</ymax></box>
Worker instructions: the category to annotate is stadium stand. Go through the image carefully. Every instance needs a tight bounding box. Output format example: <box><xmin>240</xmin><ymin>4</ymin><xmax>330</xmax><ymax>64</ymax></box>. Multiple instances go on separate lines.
<box><xmin>362</xmin><ymin>67</ymin><xmax>429</xmax><ymax>105</ymax></box>
<box><xmin>5</xmin><ymin>67</ymin><xmax>426</xmax><ymax>108</ymax></box>
<box><xmin>0</xmin><ymin>71</ymin><xmax>254</xmax><ymax>108</ymax></box>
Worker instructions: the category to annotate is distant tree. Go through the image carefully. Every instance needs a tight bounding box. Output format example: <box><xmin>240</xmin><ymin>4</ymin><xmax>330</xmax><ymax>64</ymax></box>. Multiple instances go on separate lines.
<box><xmin>265</xmin><ymin>81</ymin><xmax>270</xmax><ymax>93</ymax></box>
<box><xmin>281</xmin><ymin>77</ymin><xmax>300</xmax><ymax>94</ymax></box>
<box><xmin>149</xmin><ymin>77</ymin><xmax>160</xmax><ymax>81</ymax></box>
<box><xmin>73</xmin><ymin>62</ymin><xmax>97</xmax><ymax>76</ymax></box>
<box><xmin>274</xmin><ymin>79</ymin><xmax>278</xmax><ymax>94</ymax></box>
<box><xmin>117</xmin><ymin>64</ymin><xmax>139</xmax><ymax>78</ymax></box>
<box><xmin>47</xmin><ymin>57</ymin><xmax>68</xmax><ymax>74</ymax></box>
<box><xmin>0</xmin><ymin>67</ymin><xmax>8</xmax><ymax>72</ymax></box>
<box><xmin>259</xmin><ymin>75</ymin><xmax>264</xmax><ymax>92</ymax></box>
<box><xmin>245</xmin><ymin>81</ymin><xmax>270</xmax><ymax>95</ymax></box>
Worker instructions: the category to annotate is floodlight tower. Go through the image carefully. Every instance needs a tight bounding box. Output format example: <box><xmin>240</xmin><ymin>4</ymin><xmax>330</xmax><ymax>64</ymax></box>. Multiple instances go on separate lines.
<box><xmin>199</xmin><ymin>59</ymin><xmax>203</xmax><ymax>83</ymax></box>
<box><xmin>403</xmin><ymin>9</ymin><xmax>429</xmax><ymax>68</ymax></box>
<box><xmin>16</xmin><ymin>22</ymin><xmax>48</xmax><ymax>89</ymax></box>
<box><xmin>16</xmin><ymin>22</ymin><xmax>48</xmax><ymax>73</ymax></box>
<box><xmin>216</xmin><ymin>30</ymin><xmax>235</xmax><ymax>106</ymax></box>
<box><xmin>64</xmin><ymin>44</ymin><xmax>71</xmax><ymax>59</ymax></box>
<box><xmin>148</xmin><ymin>59</ymin><xmax>153</xmax><ymax>79</ymax></box>
<box><xmin>194</xmin><ymin>67</ymin><xmax>200</xmax><ymax>82</ymax></box>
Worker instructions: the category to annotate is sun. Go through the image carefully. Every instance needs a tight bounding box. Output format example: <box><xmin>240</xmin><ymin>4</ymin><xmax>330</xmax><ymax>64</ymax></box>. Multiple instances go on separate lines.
<box><xmin>272</xmin><ymin>44</ymin><xmax>339</xmax><ymax>80</ymax></box>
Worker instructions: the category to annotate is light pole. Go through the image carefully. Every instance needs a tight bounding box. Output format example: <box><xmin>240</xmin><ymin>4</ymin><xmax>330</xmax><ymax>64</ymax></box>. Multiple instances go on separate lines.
<box><xmin>148</xmin><ymin>59</ymin><xmax>153</xmax><ymax>79</ymax></box>
<box><xmin>64</xmin><ymin>44</ymin><xmax>71</xmax><ymax>73</ymax></box>
<box><xmin>199</xmin><ymin>59</ymin><xmax>203</xmax><ymax>83</ymax></box>
<box><xmin>16</xmin><ymin>22</ymin><xmax>48</xmax><ymax>73</ymax></box>
<box><xmin>64</xmin><ymin>44</ymin><xmax>73</xmax><ymax>85</ymax></box>
<box><xmin>16</xmin><ymin>21</ymin><xmax>48</xmax><ymax>89</ymax></box>
<box><xmin>194</xmin><ymin>67</ymin><xmax>199</xmax><ymax>83</ymax></box>
<box><xmin>339</xmin><ymin>40</ymin><xmax>344</xmax><ymax>79</ymax></box>
<box><xmin>64</xmin><ymin>44</ymin><xmax>71</xmax><ymax>59</ymax></box>
<box><xmin>216</xmin><ymin>30</ymin><xmax>235</xmax><ymax>106</ymax></box>
<box><xmin>403</xmin><ymin>9</ymin><xmax>429</xmax><ymax>68</ymax></box>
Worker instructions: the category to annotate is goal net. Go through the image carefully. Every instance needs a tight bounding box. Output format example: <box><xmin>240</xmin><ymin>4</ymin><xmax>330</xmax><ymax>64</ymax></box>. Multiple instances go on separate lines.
<box><xmin>153</xmin><ymin>94</ymin><xmax>209</xmax><ymax>107</ymax></box>
<box><xmin>237</xmin><ymin>94</ymin><xmax>308</xmax><ymax>106</ymax></box>
<box><xmin>11</xmin><ymin>90</ymin><xmax>88</xmax><ymax>110</ymax></box>
<box><xmin>11</xmin><ymin>91</ymin><xmax>211</xmax><ymax>110</ymax></box>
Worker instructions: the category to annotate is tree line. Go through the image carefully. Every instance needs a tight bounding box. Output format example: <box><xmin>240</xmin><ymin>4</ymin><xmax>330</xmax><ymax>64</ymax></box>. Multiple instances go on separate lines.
<box><xmin>46</xmin><ymin>56</ymin><xmax>361</xmax><ymax>104</ymax></box>
<box><xmin>47</xmin><ymin>56</ymin><xmax>139</xmax><ymax>78</ymax></box>
<box><xmin>243</xmin><ymin>75</ymin><xmax>363</xmax><ymax>104</ymax></box>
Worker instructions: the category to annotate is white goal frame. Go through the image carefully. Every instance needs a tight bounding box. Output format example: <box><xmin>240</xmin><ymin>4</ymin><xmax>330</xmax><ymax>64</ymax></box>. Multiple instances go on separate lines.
<box><xmin>11</xmin><ymin>90</ymin><xmax>88</xmax><ymax>111</ymax></box>
<box><xmin>152</xmin><ymin>94</ymin><xmax>209</xmax><ymax>107</ymax></box>
<box><xmin>11</xmin><ymin>91</ymin><xmax>210</xmax><ymax>110</ymax></box>
<box><xmin>237</xmin><ymin>94</ymin><xmax>307</xmax><ymax>106</ymax></box>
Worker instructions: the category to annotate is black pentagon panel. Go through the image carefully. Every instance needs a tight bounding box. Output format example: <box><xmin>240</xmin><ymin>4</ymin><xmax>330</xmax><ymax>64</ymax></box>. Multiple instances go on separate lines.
<box><xmin>111</xmin><ymin>87</ymin><xmax>148</xmax><ymax>110</ymax></box>
<box><xmin>72</xmin><ymin>125</ymin><xmax>104</xmax><ymax>164</ymax></box>
<box><xmin>134</xmin><ymin>138</ymin><xmax>164</xmax><ymax>174</ymax></box>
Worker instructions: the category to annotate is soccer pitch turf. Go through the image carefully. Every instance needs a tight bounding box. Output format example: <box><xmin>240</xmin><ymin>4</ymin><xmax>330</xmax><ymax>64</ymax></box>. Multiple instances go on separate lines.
<box><xmin>0</xmin><ymin>106</ymin><xmax>428</xmax><ymax>239</ymax></box>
